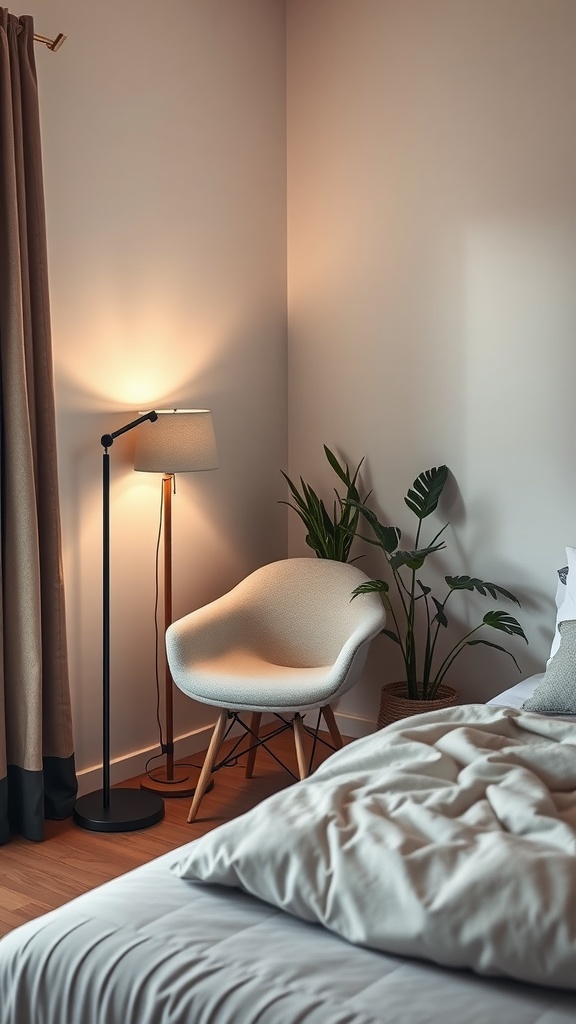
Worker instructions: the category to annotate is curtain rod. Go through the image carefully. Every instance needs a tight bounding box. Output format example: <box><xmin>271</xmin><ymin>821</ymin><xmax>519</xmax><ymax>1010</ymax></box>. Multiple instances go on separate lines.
<box><xmin>34</xmin><ymin>32</ymin><xmax>66</xmax><ymax>52</ymax></box>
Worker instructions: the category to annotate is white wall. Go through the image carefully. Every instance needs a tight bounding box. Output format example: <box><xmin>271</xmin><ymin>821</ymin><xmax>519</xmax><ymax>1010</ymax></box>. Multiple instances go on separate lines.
<box><xmin>28</xmin><ymin>0</ymin><xmax>287</xmax><ymax>787</ymax></box>
<box><xmin>287</xmin><ymin>0</ymin><xmax>576</xmax><ymax>725</ymax></box>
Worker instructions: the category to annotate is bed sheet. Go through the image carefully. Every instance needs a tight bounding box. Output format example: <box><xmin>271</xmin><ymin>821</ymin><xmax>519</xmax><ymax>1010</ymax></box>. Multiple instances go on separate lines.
<box><xmin>488</xmin><ymin>673</ymin><xmax>576</xmax><ymax>720</ymax></box>
<box><xmin>0</xmin><ymin>841</ymin><xmax>575</xmax><ymax>1024</ymax></box>
<box><xmin>487</xmin><ymin>673</ymin><xmax>545</xmax><ymax>709</ymax></box>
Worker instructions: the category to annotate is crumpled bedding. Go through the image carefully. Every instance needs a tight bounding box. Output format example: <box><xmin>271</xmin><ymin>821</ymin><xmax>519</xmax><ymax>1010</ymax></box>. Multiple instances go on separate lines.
<box><xmin>174</xmin><ymin>704</ymin><xmax>576</xmax><ymax>990</ymax></box>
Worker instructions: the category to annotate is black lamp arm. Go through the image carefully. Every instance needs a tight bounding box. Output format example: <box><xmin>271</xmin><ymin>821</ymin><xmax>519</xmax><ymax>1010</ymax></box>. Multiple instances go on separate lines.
<box><xmin>101</xmin><ymin>410</ymin><xmax>158</xmax><ymax>450</ymax></box>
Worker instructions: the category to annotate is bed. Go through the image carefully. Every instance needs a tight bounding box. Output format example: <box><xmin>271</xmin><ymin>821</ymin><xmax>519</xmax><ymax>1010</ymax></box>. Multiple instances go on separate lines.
<box><xmin>2</xmin><ymin>678</ymin><xmax>576</xmax><ymax>1024</ymax></box>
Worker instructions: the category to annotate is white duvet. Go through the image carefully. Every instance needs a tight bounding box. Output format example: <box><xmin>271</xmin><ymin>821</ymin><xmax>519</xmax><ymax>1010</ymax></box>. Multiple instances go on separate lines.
<box><xmin>174</xmin><ymin>704</ymin><xmax>576</xmax><ymax>991</ymax></box>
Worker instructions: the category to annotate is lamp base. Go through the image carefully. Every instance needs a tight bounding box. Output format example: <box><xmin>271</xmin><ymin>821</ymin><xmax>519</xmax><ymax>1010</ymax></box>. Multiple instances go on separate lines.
<box><xmin>140</xmin><ymin>768</ymin><xmax>214</xmax><ymax>799</ymax></box>
<box><xmin>73</xmin><ymin>788</ymin><xmax>165</xmax><ymax>832</ymax></box>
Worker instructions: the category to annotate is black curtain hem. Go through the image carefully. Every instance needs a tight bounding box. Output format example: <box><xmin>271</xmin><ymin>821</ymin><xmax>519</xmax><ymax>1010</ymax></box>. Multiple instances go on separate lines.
<box><xmin>0</xmin><ymin>754</ymin><xmax>78</xmax><ymax>843</ymax></box>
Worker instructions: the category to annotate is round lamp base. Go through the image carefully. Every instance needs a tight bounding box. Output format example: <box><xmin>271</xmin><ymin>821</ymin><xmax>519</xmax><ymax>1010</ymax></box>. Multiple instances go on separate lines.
<box><xmin>73</xmin><ymin>788</ymin><xmax>165</xmax><ymax>832</ymax></box>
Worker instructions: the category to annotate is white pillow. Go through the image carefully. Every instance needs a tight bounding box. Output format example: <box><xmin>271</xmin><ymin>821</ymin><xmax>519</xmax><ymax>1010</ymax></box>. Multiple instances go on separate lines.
<box><xmin>548</xmin><ymin>547</ymin><xmax>576</xmax><ymax>664</ymax></box>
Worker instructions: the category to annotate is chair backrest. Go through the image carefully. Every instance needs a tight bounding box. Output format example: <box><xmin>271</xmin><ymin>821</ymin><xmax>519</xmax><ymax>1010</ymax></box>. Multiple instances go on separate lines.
<box><xmin>226</xmin><ymin>558</ymin><xmax>385</xmax><ymax>668</ymax></box>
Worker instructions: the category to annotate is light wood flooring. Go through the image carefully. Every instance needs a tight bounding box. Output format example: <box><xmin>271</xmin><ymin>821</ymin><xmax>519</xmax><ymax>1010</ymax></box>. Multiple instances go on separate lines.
<box><xmin>0</xmin><ymin>725</ymin><xmax>344</xmax><ymax>939</ymax></box>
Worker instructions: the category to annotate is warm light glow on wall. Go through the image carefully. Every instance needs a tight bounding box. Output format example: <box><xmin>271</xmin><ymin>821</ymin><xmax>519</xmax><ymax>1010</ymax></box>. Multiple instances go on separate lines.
<box><xmin>58</xmin><ymin>340</ymin><xmax>216</xmax><ymax>408</ymax></box>
<box><xmin>54</xmin><ymin>290</ymin><xmax>229</xmax><ymax>407</ymax></box>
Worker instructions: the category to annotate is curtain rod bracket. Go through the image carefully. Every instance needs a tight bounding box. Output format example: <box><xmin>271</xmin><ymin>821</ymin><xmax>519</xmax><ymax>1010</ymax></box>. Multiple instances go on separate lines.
<box><xmin>34</xmin><ymin>32</ymin><xmax>66</xmax><ymax>52</ymax></box>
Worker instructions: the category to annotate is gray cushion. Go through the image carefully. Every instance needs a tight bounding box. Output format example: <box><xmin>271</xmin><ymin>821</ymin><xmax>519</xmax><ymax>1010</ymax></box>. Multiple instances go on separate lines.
<box><xmin>523</xmin><ymin>620</ymin><xmax>576</xmax><ymax>714</ymax></box>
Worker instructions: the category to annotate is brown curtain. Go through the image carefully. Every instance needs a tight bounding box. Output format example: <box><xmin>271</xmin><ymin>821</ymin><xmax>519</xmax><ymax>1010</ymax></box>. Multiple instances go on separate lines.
<box><xmin>0</xmin><ymin>10</ymin><xmax>76</xmax><ymax>843</ymax></box>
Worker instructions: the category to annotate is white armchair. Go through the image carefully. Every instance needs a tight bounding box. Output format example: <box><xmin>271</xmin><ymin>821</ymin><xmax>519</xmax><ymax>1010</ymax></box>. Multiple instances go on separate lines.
<box><xmin>166</xmin><ymin>557</ymin><xmax>386</xmax><ymax>821</ymax></box>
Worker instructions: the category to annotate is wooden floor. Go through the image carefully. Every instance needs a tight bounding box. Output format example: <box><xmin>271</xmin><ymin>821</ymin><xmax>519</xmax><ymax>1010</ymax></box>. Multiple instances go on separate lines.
<box><xmin>0</xmin><ymin>725</ymin><xmax>343</xmax><ymax>939</ymax></box>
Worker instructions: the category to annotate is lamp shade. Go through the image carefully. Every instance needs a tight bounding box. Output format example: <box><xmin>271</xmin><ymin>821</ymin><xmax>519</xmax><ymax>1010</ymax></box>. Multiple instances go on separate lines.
<box><xmin>134</xmin><ymin>409</ymin><xmax>218</xmax><ymax>474</ymax></box>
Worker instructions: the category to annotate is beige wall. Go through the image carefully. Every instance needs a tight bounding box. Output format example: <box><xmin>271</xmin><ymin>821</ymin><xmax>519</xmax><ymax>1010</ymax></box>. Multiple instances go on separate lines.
<box><xmin>287</xmin><ymin>0</ymin><xmax>576</xmax><ymax>726</ymax></box>
<box><xmin>28</xmin><ymin>0</ymin><xmax>287</xmax><ymax>787</ymax></box>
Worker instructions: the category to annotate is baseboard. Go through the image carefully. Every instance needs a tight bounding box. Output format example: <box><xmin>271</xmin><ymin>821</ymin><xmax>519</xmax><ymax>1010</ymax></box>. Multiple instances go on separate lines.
<box><xmin>334</xmin><ymin>710</ymin><xmax>376</xmax><ymax>740</ymax></box>
<box><xmin>75</xmin><ymin>720</ymin><xmax>244</xmax><ymax>798</ymax></box>
<box><xmin>76</xmin><ymin>710</ymin><xmax>376</xmax><ymax>797</ymax></box>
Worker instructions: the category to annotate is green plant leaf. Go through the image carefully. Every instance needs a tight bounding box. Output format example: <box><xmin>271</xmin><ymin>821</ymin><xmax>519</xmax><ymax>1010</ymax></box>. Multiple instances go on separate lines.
<box><xmin>382</xmin><ymin>628</ymin><xmax>401</xmax><ymax>645</ymax></box>
<box><xmin>301</xmin><ymin>483</ymin><xmax>333</xmax><ymax>543</ymax></box>
<box><xmin>445</xmin><ymin>576</ymin><xmax>521</xmax><ymax>606</ymax></box>
<box><xmin>445</xmin><ymin>575</ymin><xmax>486</xmax><ymax>596</ymax></box>
<box><xmin>431</xmin><ymin>596</ymin><xmax>448</xmax><ymax>627</ymax></box>
<box><xmin>466</xmin><ymin>638</ymin><xmax>523</xmax><ymax>673</ymax></box>
<box><xmin>323</xmin><ymin>445</ymin><xmax>365</xmax><ymax>491</ymax></box>
<box><xmin>482</xmin><ymin>610</ymin><xmax>528</xmax><ymax>641</ymax></box>
<box><xmin>484</xmin><ymin>583</ymin><xmax>520</xmax><ymax>606</ymax></box>
<box><xmin>404</xmin><ymin>465</ymin><xmax>448</xmax><ymax>520</ymax></box>
<box><xmin>352</xmin><ymin>579</ymin><xmax>390</xmax><ymax>597</ymax></box>
<box><xmin>323</xmin><ymin>445</ymin><xmax>348</xmax><ymax>483</ymax></box>
<box><xmin>279</xmin><ymin>472</ymin><xmax>311</xmax><ymax>511</ymax></box>
<box><xmin>389</xmin><ymin>542</ymin><xmax>446</xmax><ymax>571</ymax></box>
<box><xmin>280</xmin><ymin>448</ymin><xmax>369</xmax><ymax>562</ymax></box>
<box><xmin>346</xmin><ymin>500</ymin><xmax>401</xmax><ymax>553</ymax></box>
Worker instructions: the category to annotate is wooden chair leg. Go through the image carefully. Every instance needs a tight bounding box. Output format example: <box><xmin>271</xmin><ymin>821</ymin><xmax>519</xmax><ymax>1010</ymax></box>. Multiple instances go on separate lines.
<box><xmin>292</xmin><ymin>713</ymin><xmax>308</xmax><ymax>780</ymax></box>
<box><xmin>187</xmin><ymin>709</ymin><xmax>228</xmax><ymax>822</ymax></box>
<box><xmin>245</xmin><ymin>711</ymin><xmax>262</xmax><ymax>779</ymax></box>
<box><xmin>321</xmin><ymin>704</ymin><xmax>344</xmax><ymax>750</ymax></box>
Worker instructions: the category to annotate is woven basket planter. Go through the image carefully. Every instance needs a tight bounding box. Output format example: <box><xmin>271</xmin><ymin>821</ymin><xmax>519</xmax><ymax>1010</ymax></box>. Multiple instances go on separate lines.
<box><xmin>377</xmin><ymin>681</ymin><xmax>460</xmax><ymax>729</ymax></box>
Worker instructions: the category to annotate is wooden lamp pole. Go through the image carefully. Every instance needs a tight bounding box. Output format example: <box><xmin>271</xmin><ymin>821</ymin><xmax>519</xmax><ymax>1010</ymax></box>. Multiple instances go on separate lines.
<box><xmin>135</xmin><ymin>410</ymin><xmax>218</xmax><ymax>797</ymax></box>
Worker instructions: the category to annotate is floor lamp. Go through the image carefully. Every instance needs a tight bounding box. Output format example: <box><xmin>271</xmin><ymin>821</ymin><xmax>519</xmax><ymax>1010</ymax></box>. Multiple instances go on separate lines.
<box><xmin>74</xmin><ymin>412</ymin><xmax>165</xmax><ymax>832</ymax></box>
<box><xmin>134</xmin><ymin>409</ymin><xmax>219</xmax><ymax>796</ymax></box>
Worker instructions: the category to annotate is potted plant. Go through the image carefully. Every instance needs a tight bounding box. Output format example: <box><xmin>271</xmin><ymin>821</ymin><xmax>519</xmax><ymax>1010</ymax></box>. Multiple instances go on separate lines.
<box><xmin>280</xmin><ymin>445</ymin><xmax>369</xmax><ymax>562</ymax></box>
<box><xmin>348</xmin><ymin>465</ymin><xmax>528</xmax><ymax>726</ymax></box>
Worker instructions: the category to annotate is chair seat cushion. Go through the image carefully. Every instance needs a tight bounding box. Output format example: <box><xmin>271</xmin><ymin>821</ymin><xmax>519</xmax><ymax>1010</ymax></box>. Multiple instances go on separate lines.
<box><xmin>176</xmin><ymin>650</ymin><xmax>341</xmax><ymax>712</ymax></box>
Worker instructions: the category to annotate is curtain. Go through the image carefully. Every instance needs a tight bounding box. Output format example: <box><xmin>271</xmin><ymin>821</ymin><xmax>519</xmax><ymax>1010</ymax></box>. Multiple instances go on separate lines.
<box><xmin>0</xmin><ymin>10</ymin><xmax>76</xmax><ymax>843</ymax></box>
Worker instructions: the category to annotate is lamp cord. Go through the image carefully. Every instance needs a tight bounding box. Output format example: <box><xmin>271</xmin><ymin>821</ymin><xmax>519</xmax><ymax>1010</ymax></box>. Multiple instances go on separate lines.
<box><xmin>142</xmin><ymin>486</ymin><xmax>168</xmax><ymax>779</ymax></box>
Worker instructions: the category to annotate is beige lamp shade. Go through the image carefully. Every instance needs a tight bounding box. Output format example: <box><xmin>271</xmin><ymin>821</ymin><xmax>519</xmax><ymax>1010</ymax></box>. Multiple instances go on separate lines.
<box><xmin>134</xmin><ymin>409</ymin><xmax>218</xmax><ymax>474</ymax></box>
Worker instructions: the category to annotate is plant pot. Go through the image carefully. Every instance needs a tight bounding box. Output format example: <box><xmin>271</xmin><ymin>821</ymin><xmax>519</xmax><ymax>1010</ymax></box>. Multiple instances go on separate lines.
<box><xmin>377</xmin><ymin>681</ymin><xmax>460</xmax><ymax>729</ymax></box>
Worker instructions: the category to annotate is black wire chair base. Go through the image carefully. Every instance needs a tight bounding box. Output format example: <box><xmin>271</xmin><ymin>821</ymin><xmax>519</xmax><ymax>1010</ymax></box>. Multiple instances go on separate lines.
<box><xmin>214</xmin><ymin>709</ymin><xmax>339</xmax><ymax>781</ymax></box>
